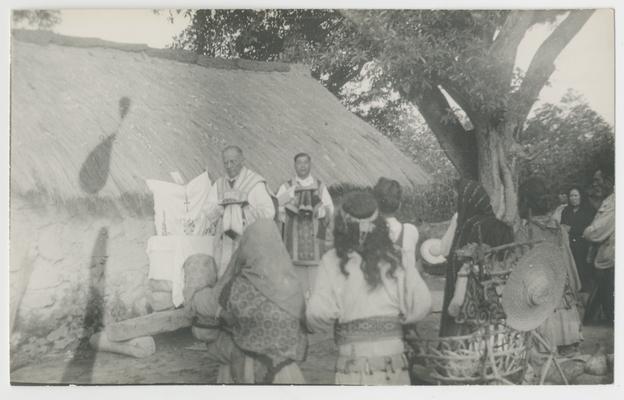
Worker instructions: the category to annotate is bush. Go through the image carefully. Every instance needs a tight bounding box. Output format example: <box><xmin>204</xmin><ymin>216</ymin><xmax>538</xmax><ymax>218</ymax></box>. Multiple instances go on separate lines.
<box><xmin>328</xmin><ymin>180</ymin><xmax>455</xmax><ymax>224</ymax></box>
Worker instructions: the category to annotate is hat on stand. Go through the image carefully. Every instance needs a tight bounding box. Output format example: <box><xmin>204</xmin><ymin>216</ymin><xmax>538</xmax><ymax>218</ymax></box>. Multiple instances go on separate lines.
<box><xmin>501</xmin><ymin>243</ymin><xmax>566</xmax><ymax>331</ymax></box>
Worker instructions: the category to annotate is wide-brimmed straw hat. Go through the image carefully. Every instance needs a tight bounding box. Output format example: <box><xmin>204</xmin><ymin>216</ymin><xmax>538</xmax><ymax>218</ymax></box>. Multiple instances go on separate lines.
<box><xmin>420</xmin><ymin>238</ymin><xmax>446</xmax><ymax>265</ymax></box>
<box><xmin>502</xmin><ymin>243</ymin><xmax>566</xmax><ymax>332</ymax></box>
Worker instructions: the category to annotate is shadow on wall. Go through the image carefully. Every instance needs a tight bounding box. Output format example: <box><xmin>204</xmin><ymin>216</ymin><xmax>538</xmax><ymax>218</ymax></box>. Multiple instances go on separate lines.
<box><xmin>78</xmin><ymin>96</ymin><xmax>131</xmax><ymax>194</ymax></box>
<box><xmin>60</xmin><ymin>227</ymin><xmax>109</xmax><ymax>384</ymax></box>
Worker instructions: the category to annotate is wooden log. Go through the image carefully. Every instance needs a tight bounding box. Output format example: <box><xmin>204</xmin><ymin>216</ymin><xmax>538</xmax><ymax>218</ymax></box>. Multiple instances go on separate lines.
<box><xmin>105</xmin><ymin>309</ymin><xmax>191</xmax><ymax>341</ymax></box>
<box><xmin>89</xmin><ymin>333</ymin><xmax>155</xmax><ymax>358</ymax></box>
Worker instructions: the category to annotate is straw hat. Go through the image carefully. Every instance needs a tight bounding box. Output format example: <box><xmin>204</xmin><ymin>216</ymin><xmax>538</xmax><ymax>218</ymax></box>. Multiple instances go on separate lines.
<box><xmin>502</xmin><ymin>243</ymin><xmax>566</xmax><ymax>331</ymax></box>
<box><xmin>420</xmin><ymin>238</ymin><xmax>446</xmax><ymax>265</ymax></box>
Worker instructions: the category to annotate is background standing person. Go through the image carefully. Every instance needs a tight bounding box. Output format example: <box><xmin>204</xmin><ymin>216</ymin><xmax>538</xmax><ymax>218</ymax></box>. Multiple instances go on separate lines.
<box><xmin>551</xmin><ymin>188</ymin><xmax>569</xmax><ymax>224</ymax></box>
<box><xmin>306</xmin><ymin>191</ymin><xmax>431</xmax><ymax>385</ymax></box>
<box><xmin>202</xmin><ymin>146</ymin><xmax>275</xmax><ymax>276</ymax></box>
<box><xmin>561</xmin><ymin>186</ymin><xmax>596</xmax><ymax>293</ymax></box>
<box><xmin>373</xmin><ymin>177</ymin><xmax>420</xmax><ymax>274</ymax></box>
<box><xmin>583</xmin><ymin>165</ymin><xmax>615</xmax><ymax>325</ymax></box>
<box><xmin>517</xmin><ymin>178</ymin><xmax>583</xmax><ymax>355</ymax></box>
<box><xmin>276</xmin><ymin>152</ymin><xmax>334</xmax><ymax>296</ymax></box>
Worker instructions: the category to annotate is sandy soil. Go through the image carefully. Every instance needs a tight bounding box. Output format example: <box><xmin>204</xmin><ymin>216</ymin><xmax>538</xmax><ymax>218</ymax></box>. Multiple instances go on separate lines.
<box><xmin>10</xmin><ymin>274</ymin><xmax>614</xmax><ymax>385</ymax></box>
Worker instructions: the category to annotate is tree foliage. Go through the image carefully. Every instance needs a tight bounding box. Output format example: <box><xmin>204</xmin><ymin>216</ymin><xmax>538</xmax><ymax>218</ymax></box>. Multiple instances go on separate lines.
<box><xmin>12</xmin><ymin>10</ymin><xmax>61</xmax><ymax>29</ymax></box>
<box><xmin>520</xmin><ymin>90</ymin><xmax>614</xmax><ymax>199</ymax></box>
<box><xmin>169</xmin><ymin>10</ymin><xmax>360</xmax><ymax>95</ymax></box>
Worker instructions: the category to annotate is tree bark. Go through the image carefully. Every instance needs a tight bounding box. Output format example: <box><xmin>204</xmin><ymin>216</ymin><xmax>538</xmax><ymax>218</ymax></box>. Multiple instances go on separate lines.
<box><xmin>409</xmin><ymin>84</ymin><xmax>479</xmax><ymax>180</ymax></box>
<box><xmin>474</xmin><ymin>124</ymin><xmax>519</xmax><ymax>225</ymax></box>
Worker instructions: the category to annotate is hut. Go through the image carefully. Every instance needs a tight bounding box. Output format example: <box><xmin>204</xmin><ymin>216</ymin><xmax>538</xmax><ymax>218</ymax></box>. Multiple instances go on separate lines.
<box><xmin>9</xmin><ymin>29</ymin><xmax>430</xmax><ymax>363</ymax></box>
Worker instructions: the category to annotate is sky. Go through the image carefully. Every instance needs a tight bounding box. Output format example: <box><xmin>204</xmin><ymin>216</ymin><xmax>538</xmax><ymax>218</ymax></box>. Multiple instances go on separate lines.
<box><xmin>40</xmin><ymin>9</ymin><xmax>615</xmax><ymax>125</ymax></box>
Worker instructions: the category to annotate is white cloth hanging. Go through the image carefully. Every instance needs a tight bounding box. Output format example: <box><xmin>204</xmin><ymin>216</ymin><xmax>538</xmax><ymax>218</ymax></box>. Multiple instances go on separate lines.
<box><xmin>145</xmin><ymin>172</ymin><xmax>215</xmax><ymax>307</ymax></box>
<box><xmin>146</xmin><ymin>172</ymin><xmax>212</xmax><ymax>236</ymax></box>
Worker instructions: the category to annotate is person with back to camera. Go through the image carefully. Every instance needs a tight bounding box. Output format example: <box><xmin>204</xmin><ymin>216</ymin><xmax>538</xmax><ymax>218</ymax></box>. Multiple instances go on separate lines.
<box><xmin>373</xmin><ymin>177</ymin><xmax>421</xmax><ymax>274</ymax></box>
<box><xmin>306</xmin><ymin>190</ymin><xmax>431</xmax><ymax>384</ymax></box>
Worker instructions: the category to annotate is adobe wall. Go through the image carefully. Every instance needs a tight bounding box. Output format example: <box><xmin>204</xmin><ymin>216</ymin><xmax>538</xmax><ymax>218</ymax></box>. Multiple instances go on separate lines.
<box><xmin>10</xmin><ymin>197</ymin><xmax>154</xmax><ymax>365</ymax></box>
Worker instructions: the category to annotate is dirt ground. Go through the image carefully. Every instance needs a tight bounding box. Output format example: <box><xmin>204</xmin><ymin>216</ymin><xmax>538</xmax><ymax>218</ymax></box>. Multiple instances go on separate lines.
<box><xmin>10</xmin><ymin>275</ymin><xmax>614</xmax><ymax>385</ymax></box>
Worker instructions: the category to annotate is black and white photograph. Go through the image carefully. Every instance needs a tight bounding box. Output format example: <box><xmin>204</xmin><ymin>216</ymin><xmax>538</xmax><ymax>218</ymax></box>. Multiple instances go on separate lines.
<box><xmin>3</xmin><ymin>1</ymin><xmax>618</xmax><ymax>389</ymax></box>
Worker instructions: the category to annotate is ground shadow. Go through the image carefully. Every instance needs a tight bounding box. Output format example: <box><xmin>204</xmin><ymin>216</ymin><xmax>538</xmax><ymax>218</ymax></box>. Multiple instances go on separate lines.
<box><xmin>60</xmin><ymin>227</ymin><xmax>109</xmax><ymax>384</ymax></box>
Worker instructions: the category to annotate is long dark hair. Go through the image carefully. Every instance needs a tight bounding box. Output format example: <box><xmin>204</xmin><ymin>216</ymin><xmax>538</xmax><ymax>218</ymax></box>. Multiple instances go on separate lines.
<box><xmin>333</xmin><ymin>209</ymin><xmax>401</xmax><ymax>289</ymax></box>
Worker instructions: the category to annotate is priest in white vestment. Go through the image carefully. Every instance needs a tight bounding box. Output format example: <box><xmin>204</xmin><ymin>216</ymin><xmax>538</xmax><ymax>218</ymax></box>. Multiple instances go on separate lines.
<box><xmin>201</xmin><ymin>146</ymin><xmax>275</xmax><ymax>276</ymax></box>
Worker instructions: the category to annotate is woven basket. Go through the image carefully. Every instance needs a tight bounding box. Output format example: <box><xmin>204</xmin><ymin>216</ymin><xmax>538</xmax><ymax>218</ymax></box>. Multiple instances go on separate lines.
<box><xmin>409</xmin><ymin>324</ymin><xmax>530</xmax><ymax>385</ymax></box>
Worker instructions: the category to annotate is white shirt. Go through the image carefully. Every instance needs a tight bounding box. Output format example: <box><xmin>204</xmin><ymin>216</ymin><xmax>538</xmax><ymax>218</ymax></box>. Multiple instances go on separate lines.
<box><xmin>276</xmin><ymin>174</ymin><xmax>334</xmax><ymax>219</ymax></box>
<box><xmin>307</xmin><ymin>250</ymin><xmax>432</xmax><ymax>335</ymax></box>
<box><xmin>386</xmin><ymin>217</ymin><xmax>419</xmax><ymax>272</ymax></box>
<box><xmin>203</xmin><ymin>168</ymin><xmax>275</xmax><ymax>222</ymax></box>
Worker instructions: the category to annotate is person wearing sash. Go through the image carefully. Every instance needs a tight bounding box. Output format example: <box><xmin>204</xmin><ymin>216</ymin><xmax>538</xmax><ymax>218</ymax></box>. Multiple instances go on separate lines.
<box><xmin>373</xmin><ymin>177</ymin><xmax>420</xmax><ymax>273</ymax></box>
<box><xmin>516</xmin><ymin>177</ymin><xmax>583</xmax><ymax>355</ymax></box>
<box><xmin>276</xmin><ymin>152</ymin><xmax>334</xmax><ymax>296</ymax></box>
<box><xmin>202</xmin><ymin>146</ymin><xmax>275</xmax><ymax>276</ymax></box>
<box><xmin>306</xmin><ymin>191</ymin><xmax>431</xmax><ymax>384</ymax></box>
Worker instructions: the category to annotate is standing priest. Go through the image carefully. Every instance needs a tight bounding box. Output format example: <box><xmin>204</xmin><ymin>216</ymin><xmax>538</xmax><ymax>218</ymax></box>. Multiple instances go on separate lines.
<box><xmin>201</xmin><ymin>145</ymin><xmax>275</xmax><ymax>276</ymax></box>
<box><xmin>276</xmin><ymin>153</ymin><xmax>334</xmax><ymax>297</ymax></box>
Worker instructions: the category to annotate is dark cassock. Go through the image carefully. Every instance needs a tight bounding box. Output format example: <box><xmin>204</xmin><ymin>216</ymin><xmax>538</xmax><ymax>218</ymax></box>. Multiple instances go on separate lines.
<box><xmin>276</xmin><ymin>175</ymin><xmax>334</xmax><ymax>295</ymax></box>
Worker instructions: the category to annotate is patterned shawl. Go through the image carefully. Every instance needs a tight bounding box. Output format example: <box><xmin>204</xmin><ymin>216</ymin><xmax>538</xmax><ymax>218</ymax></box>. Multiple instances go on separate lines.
<box><xmin>439</xmin><ymin>179</ymin><xmax>514</xmax><ymax>337</ymax></box>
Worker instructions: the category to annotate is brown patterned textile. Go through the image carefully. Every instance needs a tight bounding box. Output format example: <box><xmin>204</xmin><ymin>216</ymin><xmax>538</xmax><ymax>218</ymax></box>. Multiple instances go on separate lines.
<box><xmin>227</xmin><ymin>276</ymin><xmax>307</xmax><ymax>365</ymax></box>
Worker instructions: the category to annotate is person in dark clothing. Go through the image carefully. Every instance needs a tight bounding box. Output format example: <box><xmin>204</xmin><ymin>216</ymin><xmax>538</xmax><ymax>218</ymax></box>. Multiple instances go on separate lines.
<box><xmin>438</xmin><ymin>179</ymin><xmax>514</xmax><ymax>337</ymax></box>
<box><xmin>561</xmin><ymin>186</ymin><xmax>597</xmax><ymax>293</ymax></box>
<box><xmin>583</xmin><ymin>164</ymin><xmax>615</xmax><ymax>325</ymax></box>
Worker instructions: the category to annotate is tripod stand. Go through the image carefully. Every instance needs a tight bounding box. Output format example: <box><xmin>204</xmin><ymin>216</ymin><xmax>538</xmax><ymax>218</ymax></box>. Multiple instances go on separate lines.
<box><xmin>531</xmin><ymin>330</ymin><xmax>569</xmax><ymax>385</ymax></box>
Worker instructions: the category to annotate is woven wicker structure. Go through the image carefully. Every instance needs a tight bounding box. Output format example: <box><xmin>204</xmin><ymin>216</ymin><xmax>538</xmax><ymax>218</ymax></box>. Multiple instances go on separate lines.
<box><xmin>410</xmin><ymin>240</ymin><xmax>543</xmax><ymax>385</ymax></box>
<box><xmin>410</xmin><ymin>324</ymin><xmax>530</xmax><ymax>385</ymax></box>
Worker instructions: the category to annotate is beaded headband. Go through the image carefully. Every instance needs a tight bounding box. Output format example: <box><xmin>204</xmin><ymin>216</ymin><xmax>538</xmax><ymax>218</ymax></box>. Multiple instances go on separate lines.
<box><xmin>341</xmin><ymin>207</ymin><xmax>379</xmax><ymax>245</ymax></box>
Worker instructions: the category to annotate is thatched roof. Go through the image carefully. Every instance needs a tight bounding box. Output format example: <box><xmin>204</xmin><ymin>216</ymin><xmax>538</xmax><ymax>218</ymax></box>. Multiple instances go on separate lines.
<box><xmin>10</xmin><ymin>29</ymin><xmax>430</xmax><ymax>207</ymax></box>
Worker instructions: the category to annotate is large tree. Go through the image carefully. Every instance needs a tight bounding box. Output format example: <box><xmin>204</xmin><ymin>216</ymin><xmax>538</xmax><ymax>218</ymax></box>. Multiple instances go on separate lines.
<box><xmin>171</xmin><ymin>9</ymin><xmax>594</xmax><ymax>224</ymax></box>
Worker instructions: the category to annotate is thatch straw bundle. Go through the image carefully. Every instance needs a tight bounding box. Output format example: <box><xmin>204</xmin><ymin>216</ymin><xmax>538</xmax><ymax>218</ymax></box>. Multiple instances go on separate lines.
<box><xmin>11</xmin><ymin>30</ymin><xmax>429</xmax><ymax>213</ymax></box>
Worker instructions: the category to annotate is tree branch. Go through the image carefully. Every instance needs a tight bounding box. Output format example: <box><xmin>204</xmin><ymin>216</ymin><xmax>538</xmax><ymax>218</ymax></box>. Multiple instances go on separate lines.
<box><xmin>512</xmin><ymin>10</ymin><xmax>595</xmax><ymax>126</ymax></box>
<box><xmin>487</xmin><ymin>11</ymin><xmax>537</xmax><ymax>87</ymax></box>
<box><xmin>408</xmin><ymin>84</ymin><xmax>479</xmax><ymax>179</ymax></box>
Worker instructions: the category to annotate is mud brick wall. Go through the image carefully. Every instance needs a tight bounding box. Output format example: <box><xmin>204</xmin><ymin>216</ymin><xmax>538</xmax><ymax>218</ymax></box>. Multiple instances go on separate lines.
<box><xmin>10</xmin><ymin>197</ymin><xmax>154</xmax><ymax>362</ymax></box>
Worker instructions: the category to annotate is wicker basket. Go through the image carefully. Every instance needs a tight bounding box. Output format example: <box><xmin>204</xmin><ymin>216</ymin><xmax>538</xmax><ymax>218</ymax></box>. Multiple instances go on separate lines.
<box><xmin>409</xmin><ymin>324</ymin><xmax>530</xmax><ymax>385</ymax></box>
<box><xmin>412</xmin><ymin>239</ymin><xmax>543</xmax><ymax>385</ymax></box>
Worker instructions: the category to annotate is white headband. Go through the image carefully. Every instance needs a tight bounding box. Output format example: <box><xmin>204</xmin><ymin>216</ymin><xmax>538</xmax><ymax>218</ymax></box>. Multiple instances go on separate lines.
<box><xmin>342</xmin><ymin>208</ymin><xmax>379</xmax><ymax>245</ymax></box>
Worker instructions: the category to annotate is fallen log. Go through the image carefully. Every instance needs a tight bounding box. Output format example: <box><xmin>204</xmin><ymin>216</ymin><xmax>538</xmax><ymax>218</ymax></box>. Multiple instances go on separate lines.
<box><xmin>105</xmin><ymin>309</ymin><xmax>191</xmax><ymax>341</ymax></box>
<box><xmin>89</xmin><ymin>332</ymin><xmax>155</xmax><ymax>358</ymax></box>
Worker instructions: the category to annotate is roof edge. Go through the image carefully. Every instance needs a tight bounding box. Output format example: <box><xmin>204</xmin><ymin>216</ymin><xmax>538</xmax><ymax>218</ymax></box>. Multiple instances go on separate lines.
<box><xmin>12</xmin><ymin>29</ymin><xmax>296</xmax><ymax>74</ymax></box>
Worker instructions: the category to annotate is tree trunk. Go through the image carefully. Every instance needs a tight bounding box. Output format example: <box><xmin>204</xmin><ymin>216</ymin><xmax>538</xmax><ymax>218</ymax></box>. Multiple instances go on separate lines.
<box><xmin>475</xmin><ymin>123</ymin><xmax>519</xmax><ymax>226</ymax></box>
